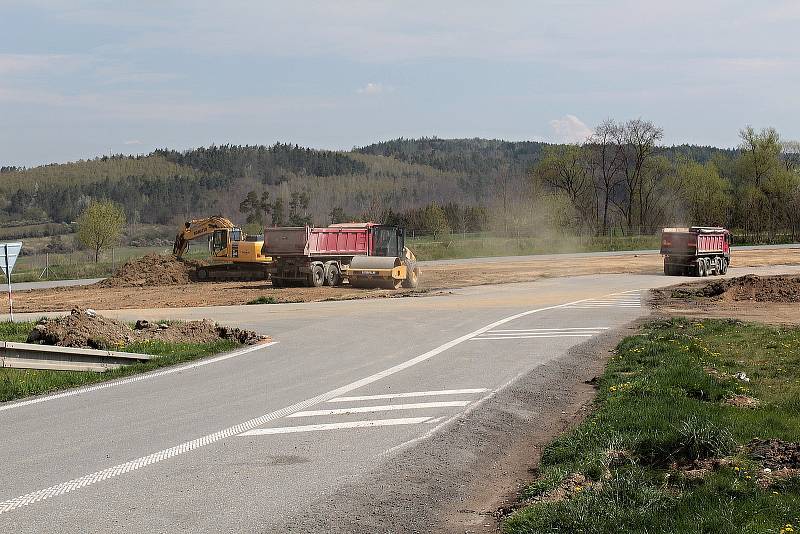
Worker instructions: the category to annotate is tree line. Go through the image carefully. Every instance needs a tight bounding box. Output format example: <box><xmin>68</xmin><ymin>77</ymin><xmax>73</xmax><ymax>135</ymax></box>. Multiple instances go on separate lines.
<box><xmin>2</xmin><ymin>132</ymin><xmax>798</xmax><ymax>244</ymax></box>
<box><xmin>531</xmin><ymin>121</ymin><xmax>800</xmax><ymax>242</ymax></box>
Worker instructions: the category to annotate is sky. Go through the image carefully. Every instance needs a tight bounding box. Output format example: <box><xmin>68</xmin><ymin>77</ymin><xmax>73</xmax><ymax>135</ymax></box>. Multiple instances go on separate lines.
<box><xmin>1</xmin><ymin>0</ymin><xmax>798</xmax><ymax>167</ymax></box>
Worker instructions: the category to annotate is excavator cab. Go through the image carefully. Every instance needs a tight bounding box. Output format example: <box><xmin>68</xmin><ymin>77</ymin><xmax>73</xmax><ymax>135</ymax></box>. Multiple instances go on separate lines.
<box><xmin>211</xmin><ymin>229</ymin><xmax>231</xmax><ymax>255</ymax></box>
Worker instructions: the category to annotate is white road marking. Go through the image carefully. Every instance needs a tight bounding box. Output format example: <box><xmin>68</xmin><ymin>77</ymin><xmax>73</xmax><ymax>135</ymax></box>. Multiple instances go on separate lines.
<box><xmin>489</xmin><ymin>327</ymin><xmax>609</xmax><ymax>332</ymax></box>
<box><xmin>330</xmin><ymin>388</ymin><xmax>489</xmax><ymax>403</ymax></box>
<box><xmin>476</xmin><ymin>331</ymin><xmax>602</xmax><ymax>336</ymax></box>
<box><xmin>0</xmin><ymin>289</ymin><xmax>639</xmax><ymax>515</ymax></box>
<box><xmin>288</xmin><ymin>400</ymin><xmax>471</xmax><ymax>418</ymax></box>
<box><xmin>239</xmin><ymin>417</ymin><xmax>433</xmax><ymax>435</ymax></box>
<box><xmin>472</xmin><ymin>334</ymin><xmax>594</xmax><ymax>340</ymax></box>
<box><xmin>0</xmin><ymin>341</ymin><xmax>279</xmax><ymax>413</ymax></box>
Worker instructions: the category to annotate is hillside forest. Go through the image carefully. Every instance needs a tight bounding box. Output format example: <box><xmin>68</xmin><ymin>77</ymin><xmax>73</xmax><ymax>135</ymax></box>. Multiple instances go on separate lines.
<box><xmin>2</xmin><ymin>120</ymin><xmax>799</xmax><ymax>245</ymax></box>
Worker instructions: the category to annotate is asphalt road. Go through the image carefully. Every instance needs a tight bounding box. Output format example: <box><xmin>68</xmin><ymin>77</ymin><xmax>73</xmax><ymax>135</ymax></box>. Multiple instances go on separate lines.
<box><xmin>1</xmin><ymin>264</ymin><xmax>799</xmax><ymax>532</ymax></box>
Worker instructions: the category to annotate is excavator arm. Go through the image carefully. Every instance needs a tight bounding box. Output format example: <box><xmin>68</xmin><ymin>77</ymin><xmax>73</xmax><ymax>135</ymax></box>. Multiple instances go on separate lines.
<box><xmin>173</xmin><ymin>216</ymin><xmax>236</xmax><ymax>258</ymax></box>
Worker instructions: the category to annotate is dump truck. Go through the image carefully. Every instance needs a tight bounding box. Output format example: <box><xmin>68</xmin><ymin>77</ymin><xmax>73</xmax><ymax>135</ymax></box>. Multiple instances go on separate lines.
<box><xmin>661</xmin><ymin>226</ymin><xmax>731</xmax><ymax>276</ymax></box>
<box><xmin>173</xmin><ymin>216</ymin><xmax>272</xmax><ymax>281</ymax></box>
<box><xmin>262</xmin><ymin>223</ymin><xmax>420</xmax><ymax>289</ymax></box>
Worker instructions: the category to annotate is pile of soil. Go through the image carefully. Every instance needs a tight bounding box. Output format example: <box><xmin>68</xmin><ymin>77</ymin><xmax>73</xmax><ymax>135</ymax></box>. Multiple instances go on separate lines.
<box><xmin>671</xmin><ymin>274</ymin><xmax>800</xmax><ymax>303</ymax></box>
<box><xmin>26</xmin><ymin>308</ymin><xmax>269</xmax><ymax>349</ymax></box>
<box><xmin>748</xmin><ymin>438</ymin><xmax>800</xmax><ymax>470</ymax></box>
<box><xmin>98</xmin><ymin>253</ymin><xmax>206</xmax><ymax>288</ymax></box>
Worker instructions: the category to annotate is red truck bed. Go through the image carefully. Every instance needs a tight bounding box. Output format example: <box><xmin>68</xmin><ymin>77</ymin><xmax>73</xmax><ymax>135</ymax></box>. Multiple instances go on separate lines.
<box><xmin>262</xmin><ymin>225</ymin><xmax>373</xmax><ymax>257</ymax></box>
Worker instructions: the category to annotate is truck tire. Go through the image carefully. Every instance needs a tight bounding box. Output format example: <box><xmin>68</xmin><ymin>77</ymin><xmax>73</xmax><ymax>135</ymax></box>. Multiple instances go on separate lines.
<box><xmin>721</xmin><ymin>258</ymin><xmax>728</xmax><ymax>274</ymax></box>
<box><xmin>402</xmin><ymin>263</ymin><xmax>420</xmax><ymax>288</ymax></box>
<box><xmin>714</xmin><ymin>257</ymin><xmax>722</xmax><ymax>275</ymax></box>
<box><xmin>308</xmin><ymin>264</ymin><xmax>325</xmax><ymax>287</ymax></box>
<box><xmin>197</xmin><ymin>267</ymin><xmax>209</xmax><ymax>281</ymax></box>
<box><xmin>324</xmin><ymin>263</ymin><xmax>342</xmax><ymax>286</ymax></box>
<box><xmin>696</xmin><ymin>260</ymin><xmax>704</xmax><ymax>277</ymax></box>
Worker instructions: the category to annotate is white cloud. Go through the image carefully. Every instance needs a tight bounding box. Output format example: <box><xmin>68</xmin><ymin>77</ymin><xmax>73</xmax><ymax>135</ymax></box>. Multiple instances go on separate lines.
<box><xmin>123</xmin><ymin>139</ymin><xmax>142</xmax><ymax>145</ymax></box>
<box><xmin>549</xmin><ymin>115</ymin><xmax>593</xmax><ymax>143</ymax></box>
<box><xmin>357</xmin><ymin>82</ymin><xmax>389</xmax><ymax>95</ymax></box>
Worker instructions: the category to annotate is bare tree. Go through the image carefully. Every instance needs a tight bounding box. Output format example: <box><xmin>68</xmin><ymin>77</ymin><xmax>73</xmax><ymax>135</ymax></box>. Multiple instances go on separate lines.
<box><xmin>586</xmin><ymin>120</ymin><xmax>625</xmax><ymax>235</ymax></box>
<box><xmin>611</xmin><ymin>119</ymin><xmax>664</xmax><ymax>231</ymax></box>
<box><xmin>533</xmin><ymin>144</ymin><xmax>596</xmax><ymax>232</ymax></box>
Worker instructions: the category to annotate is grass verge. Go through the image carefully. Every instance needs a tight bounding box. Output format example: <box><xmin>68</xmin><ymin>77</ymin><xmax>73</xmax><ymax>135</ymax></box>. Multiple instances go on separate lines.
<box><xmin>0</xmin><ymin>321</ymin><xmax>238</xmax><ymax>402</ymax></box>
<box><xmin>504</xmin><ymin>318</ymin><xmax>800</xmax><ymax>534</ymax></box>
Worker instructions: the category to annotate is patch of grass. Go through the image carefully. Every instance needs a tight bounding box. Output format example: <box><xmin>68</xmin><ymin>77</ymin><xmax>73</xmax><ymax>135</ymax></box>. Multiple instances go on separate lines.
<box><xmin>0</xmin><ymin>322</ymin><xmax>238</xmax><ymax>402</ymax></box>
<box><xmin>0</xmin><ymin>320</ymin><xmax>37</xmax><ymax>342</ymax></box>
<box><xmin>247</xmin><ymin>296</ymin><xmax>278</xmax><ymax>305</ymax></box>
<box><xmin>504</xmin><ymin>318</ymin><xmax>800</xmax><ymax>534</ymax></box>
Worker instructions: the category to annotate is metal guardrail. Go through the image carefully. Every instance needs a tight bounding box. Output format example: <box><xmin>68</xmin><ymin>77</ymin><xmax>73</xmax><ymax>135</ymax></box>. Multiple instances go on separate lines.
<box><xmin>0</xmin><ymin>342</ymin><xmax>151</xmax><ymax>372</ymax></box>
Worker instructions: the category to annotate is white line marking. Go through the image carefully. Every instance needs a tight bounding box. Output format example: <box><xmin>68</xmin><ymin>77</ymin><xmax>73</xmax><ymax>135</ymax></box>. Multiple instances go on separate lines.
<box><xmin>239</xmin><ymin>417</ymin><xmax>432</xmax><ymax>435</ymax></box>
<box><xmin>0</xmin><ymin>342</ymin><xmax>279</xmax><ymax>414</ymax></box>
<box><xmin>330</xmin><ymin>388</ymin><xmax>489</xmax><ymax>403</ymax></box>
<box><xmin>472</xmin><ymin>334</ymin><xmax>594</xmax><ymax>340</ymax></box>
<box><xmin>0</xmin><ymin>289</ymin><xmax>631</xmax><ymax>515</ymax></box>
<box><xmin>477</xmin><ymin>331</ymin><xmax>602</xmax><ymax>336</ymax></box>
<box><xmin>568</xmin><ymin>305</ymin><xmax>640</xmax><ymax>309</ymax></box>
<box><xmin>288</xmin><ymin>400</ymin><xmax>471</xmax><ymax>418</ymax></box>
<box><xmin>489</xmin><ymin>327</ymin><xmax>609</xmax><ymax>332</ymax></box>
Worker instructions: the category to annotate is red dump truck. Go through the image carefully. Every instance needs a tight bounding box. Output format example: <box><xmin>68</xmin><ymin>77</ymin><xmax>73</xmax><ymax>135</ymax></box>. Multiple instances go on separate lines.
<box><xmin>262</xmin><ymin>223</ymin><xmax>420</xmax><ymax>289</ymax></box>
<box><xmin>660</xmin><ymin>227</ymin><xmax>731</xmax><ymax>276</ymax></box>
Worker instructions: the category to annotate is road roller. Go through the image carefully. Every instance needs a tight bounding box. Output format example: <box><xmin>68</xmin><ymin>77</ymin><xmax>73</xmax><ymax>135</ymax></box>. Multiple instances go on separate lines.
<box><xmin>262</xmin><ymin>223</ymin><xmax>420</xmax><ymax>289</ymax></box>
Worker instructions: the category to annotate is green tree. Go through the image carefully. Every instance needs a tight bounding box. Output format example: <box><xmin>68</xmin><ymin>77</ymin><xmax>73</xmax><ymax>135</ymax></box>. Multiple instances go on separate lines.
<box><xmin>239</xmin><ymin>190</ymin><xmax>271</xmax><ymax>226</ymax></box>
<box><xmin>420</xmin><ymin>203</ymin><xmax>451</xmax><ymax>238</ymax></box>
<box><xmin>288</xmin><ymin>192</ymin><xmax>312</xmax><ymax>226</ymax></box>
<box><xmin>670</xmin><ymin>159</ymin><xmax>731</xmax><ymax>226</ymax></box>
<box><xmin>77</xmin><ymin>200</ymin><xmax>125</xmax><ymax>263</ymax></box>
<box><xmin>329</xmin><ymin>206</ymin><xmax>350</xmax><ymax>224</ymax></box>
<box><xmin>271</xmin><ymin>197</ymin><xmax>286</xmax><ymax>226</ymax></box>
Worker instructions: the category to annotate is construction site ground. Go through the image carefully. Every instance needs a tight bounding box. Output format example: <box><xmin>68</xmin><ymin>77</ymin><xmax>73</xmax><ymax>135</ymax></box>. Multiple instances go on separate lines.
<box><xmin>651</xmin><ymin>272</ymin><xmax>800</xmax><ymax>325</ymax></box>
<box><xmin>7</xmin><ymin>247</ymin><xmax>800</xmax><ymax>313</ymax></box>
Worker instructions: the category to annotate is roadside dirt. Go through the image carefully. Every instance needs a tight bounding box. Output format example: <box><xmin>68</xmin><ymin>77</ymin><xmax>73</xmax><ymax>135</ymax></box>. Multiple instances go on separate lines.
<box><xmin>26</xmin><ymin>307</ymin><xmax>269</xmax><ymax>349</ymax></box>
<box><xmin>9</xmin><ymin>248</ymin><xmax>800</xmax><ymax>313</ymax></box>
<box><xmin>652</xmin><ymin>273</ymin><xmax>800</xmax><ymax>325</ymax></box>
<box><xmin>98</xmin><ymin>253</ymin><xmax>206</xmax><ymax>287</ymax></box>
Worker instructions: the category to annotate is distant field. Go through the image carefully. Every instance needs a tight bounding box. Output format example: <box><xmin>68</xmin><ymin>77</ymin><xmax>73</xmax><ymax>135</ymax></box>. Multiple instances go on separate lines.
<box><xmin>407</xmin><ymin>233</ymin><xmax>662</xmax><ymax>260</ymax></box>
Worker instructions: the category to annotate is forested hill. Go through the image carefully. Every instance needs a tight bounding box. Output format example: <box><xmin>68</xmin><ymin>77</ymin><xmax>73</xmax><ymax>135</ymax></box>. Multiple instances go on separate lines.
<box><xmin>0</xmin><ymin>138</ymin><xmax>739</xmax><ymax>232</ymax></box>
<box><xmin>357</xmin><ymin>138</ymin><xmax>549</xmax><ymax>175</ymax></box>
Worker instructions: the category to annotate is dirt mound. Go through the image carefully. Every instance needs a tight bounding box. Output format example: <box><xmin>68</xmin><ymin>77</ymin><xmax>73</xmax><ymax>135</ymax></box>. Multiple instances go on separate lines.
<box><xmin>27</xmin><ymin>308</ymin><xmax>269</xmax><ymax>349</ymax></box>
<box><xmin>748</xmin><ymin>438</ymin><xmax>800</xmax><ymax>470</ymax></box>
<box><xmin>98</xmin><ymin>253</ymin><xmax>206</xmax><ymax>288</ymax></box>
<box><xmin>670</xmin><ymin>274</ymin><xmax>800</xmax><ymax>303</ymax></box>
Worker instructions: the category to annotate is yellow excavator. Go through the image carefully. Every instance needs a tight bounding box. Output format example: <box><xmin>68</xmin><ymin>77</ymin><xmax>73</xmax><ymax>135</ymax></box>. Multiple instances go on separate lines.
<box><xmin>173</xmin><ymin>216</ymin><xmax>272</xmax><ymax>281</ymax></box>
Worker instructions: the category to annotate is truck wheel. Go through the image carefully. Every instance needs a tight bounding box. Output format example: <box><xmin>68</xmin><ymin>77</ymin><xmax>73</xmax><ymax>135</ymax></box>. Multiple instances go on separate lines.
<box><xmin>325</xmin><ymin>264</ymin><xmax>342</xmax><ymax>286</ymax></box>
<box><xmin>714</xmin><ymin>257</ymin><xmax>722</xmax><ymax>275</ymax></box>
<box><xmin>197</xmin><ymin>267</ymin><xmax>209</xmax><ymax>281</ymax></box>
<box><xmin>721</xmin><ymin>258</ymin><xmax>728</xmax><ymax>274</ymax></box>
<box><xmin>308</xmin><ymin>264</ymin><xmax>325</xmax><ymax>287</ymax></box>
<box><xmin>402</xmin><ymin>263</ymin><xmax>420</xmax><ymax>288</ymax></box>
<box><xmin>696</xmin><ymin>260</ymin><xmax>704</xmax><ymax>277</ymax></box>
